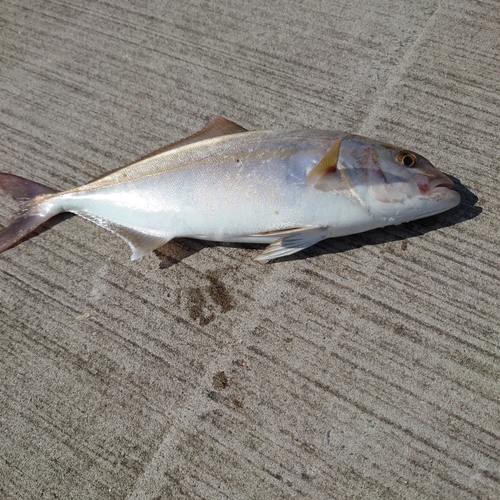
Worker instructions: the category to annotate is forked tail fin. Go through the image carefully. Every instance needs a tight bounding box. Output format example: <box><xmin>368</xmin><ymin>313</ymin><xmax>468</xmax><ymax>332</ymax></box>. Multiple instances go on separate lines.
<box><xmin>0</xmin><ymin>173</ymin><xmax>60</xmax><ymax>254</ymax></box>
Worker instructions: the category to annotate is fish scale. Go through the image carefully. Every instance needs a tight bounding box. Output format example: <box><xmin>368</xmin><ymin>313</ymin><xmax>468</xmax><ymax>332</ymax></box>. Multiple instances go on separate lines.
<box><xmin>0</xmin><ymin>116</ymin><xmax>460</xmax><ymax>262</ymax></box>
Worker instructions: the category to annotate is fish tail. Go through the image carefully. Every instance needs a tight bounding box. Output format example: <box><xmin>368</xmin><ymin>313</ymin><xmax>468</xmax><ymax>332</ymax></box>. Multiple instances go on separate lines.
<box><xmin>0</xmin><ymin>173</ymin><xmax>60</xmax><ymax>254</ymax></box>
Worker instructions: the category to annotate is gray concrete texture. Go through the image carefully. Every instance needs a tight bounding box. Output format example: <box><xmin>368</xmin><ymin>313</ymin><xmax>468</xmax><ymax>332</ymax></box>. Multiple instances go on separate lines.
<box><xmin>0</xmin><ymin>0</ymin><xmax>498</xmax><ymax>498</ymax></box>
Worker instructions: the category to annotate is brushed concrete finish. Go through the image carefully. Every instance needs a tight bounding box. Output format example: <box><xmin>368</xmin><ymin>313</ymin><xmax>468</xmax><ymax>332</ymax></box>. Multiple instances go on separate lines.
<box><xmin>1</xmin><ymin>1</ymin><xmax>498</xmax><ymax>498</ymax></box>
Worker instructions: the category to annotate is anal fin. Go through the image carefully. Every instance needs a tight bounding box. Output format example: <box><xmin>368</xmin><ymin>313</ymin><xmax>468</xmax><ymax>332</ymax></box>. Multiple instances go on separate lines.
<box><xmin>123</xmin><ymin>231</ymin><xmax>171</xmax><ymax>260</ymax></box>
<box><xmin>73</xmin><ymin>210</ymin><xmax>170</xmax><ymax>260</ymax></box>
<box><xmin>254</xmin><ymin>227</ymin><xmax>326</xmax><ymax>262</ymax></box>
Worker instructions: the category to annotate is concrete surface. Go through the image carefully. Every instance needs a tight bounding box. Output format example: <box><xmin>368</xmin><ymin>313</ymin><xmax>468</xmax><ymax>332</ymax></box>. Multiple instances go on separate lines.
<box><xmin>0</xmin><ymin>0</ymin><xmax>499</xmax><ymax>498</ymax></box>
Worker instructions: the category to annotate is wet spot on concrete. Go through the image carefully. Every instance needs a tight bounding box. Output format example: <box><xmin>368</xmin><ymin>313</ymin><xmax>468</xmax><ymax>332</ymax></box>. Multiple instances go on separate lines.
<box><xmin>188</xmin><ymin>287</ymin><xmax>214</xmax><ymax>326</ymax></box>
<box><xmin>231</xmin><ymin>394</ymin><xmax>244</xmax><ymax>409</ymax></box>
<box><xmin>207</xmin><ymin>277</ymin><xmax>233</xmax><ymax>313</ymax></box>
<box><xmin>186</xmin><ymin>271</ymin><xmax>234</xmax><ymax>325</ymax></box>
<box><xmin>212</xmin><ymin>371</ymin><xmax>228</xmax><ymax>390</ymax></box>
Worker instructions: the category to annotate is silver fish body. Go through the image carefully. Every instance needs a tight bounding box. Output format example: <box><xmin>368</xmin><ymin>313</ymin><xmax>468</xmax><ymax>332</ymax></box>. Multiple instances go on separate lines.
<box><xmin>0</xmin><ymin>116</ymin><xmax>460</xmax><ymax>261</ymax></box>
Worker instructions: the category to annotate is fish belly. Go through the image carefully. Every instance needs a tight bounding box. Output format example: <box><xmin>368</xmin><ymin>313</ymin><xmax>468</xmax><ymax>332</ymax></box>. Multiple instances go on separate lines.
<box><xmin>58</xmin><ymin>139</ymin><xmax>376</xmax><ymax>243</ymax></box>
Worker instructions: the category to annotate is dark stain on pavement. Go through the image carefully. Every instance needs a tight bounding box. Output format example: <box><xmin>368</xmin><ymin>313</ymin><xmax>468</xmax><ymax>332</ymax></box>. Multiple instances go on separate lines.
<box><xmin>187</xmin><ymin>271</ymin><xmax>234</xmax><ymax>325</ymax></box>
<box><xmin>212</xmin><ymin>371</ymin><xmax>228</xmax><ymax>390</ymax></box>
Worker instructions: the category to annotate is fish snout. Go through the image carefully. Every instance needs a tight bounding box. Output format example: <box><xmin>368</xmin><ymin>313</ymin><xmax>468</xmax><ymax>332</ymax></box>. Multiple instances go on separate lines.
<box><xmin>429</xmin><ymin>174</ymin><xmax>454</xmax><ymax>191</ymax></box>
<box><xmin>416</xmin><ymin>170</ymin><xmax>455</xmax><ymax>195</ymax></box>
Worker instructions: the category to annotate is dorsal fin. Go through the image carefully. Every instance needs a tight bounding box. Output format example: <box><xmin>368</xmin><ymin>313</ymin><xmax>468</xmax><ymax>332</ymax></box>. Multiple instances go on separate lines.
<box><xmin>91</xmin><ymin>116</ymin><xmax>248</xmax><ymax>181</ymax></box>
<box><xmin>305</xmin><ymin>139</ymin><xmax>342</xmax><ymax>191</ymax></box>
<box><xmin>137</xmin><ymin>115</ymin><xmax>248</xmax><ymax>162</ymax></box>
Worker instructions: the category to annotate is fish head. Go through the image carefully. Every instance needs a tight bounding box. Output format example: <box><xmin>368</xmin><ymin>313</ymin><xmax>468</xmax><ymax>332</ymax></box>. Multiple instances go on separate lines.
<box><xmin>340</xmin><ymin>136</ymin><xmax>461</xmax><ymax>223</ymax></box>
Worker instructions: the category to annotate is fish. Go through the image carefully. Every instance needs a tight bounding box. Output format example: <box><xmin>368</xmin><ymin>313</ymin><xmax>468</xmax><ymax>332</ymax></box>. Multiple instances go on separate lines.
<box><xmin>0</xmin><ymin>116</ymin><xmax>460</xmax><ymax>262</ymax></box>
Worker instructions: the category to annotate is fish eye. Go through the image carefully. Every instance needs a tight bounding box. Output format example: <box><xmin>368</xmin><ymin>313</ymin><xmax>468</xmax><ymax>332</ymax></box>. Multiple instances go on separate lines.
<box><xmin>397</xmin><ymin>151</ymin><xmax>418</xmax><ymax>168</ymax></box>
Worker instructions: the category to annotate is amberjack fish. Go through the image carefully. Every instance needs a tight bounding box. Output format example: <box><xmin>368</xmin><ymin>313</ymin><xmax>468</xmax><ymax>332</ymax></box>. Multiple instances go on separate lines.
<box><xmin>0</xmin><ymin>116</ymin><xmax>460</xmax><ymax>262</ymax></box>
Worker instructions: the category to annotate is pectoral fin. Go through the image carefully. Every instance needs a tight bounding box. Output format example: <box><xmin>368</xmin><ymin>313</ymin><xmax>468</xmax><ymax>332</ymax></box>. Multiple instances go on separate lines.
<box><xmin>254</xmin><ymin>227</ymin><xmax>326</xmax><ymax>262</ymax></box>
<box><xmin>306</xmin><ymin>139</ymin><xmax>342</xmax><ymax>191</ymax></box>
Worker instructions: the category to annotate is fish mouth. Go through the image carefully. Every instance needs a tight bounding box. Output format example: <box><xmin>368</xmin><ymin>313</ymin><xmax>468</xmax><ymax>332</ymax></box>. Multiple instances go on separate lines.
<box><xmin>427</xmin><ymin>175</ymin><xmax>461</xmax><ymax>210</ymax></box>
<box><xmin>429</xmin><ymin>176</ymin><xmax>454</xmax><ymax>191</ymax></box>
<box><xmin>419</xmin><ymin>175</ymin><xmax>456</xmax><ymax>196</ymax></box>
<box><xmin>416</xmin><ymin>174</ymin><xmax>460</xmax><ymax>208</ymax></box>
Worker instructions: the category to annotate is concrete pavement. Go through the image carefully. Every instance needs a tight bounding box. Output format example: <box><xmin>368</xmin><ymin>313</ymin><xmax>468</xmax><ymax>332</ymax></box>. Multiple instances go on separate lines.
<box><xmin>1</xmin><ymin>1</ymin><xmax>499</xmax><ymax>498</ymax></box>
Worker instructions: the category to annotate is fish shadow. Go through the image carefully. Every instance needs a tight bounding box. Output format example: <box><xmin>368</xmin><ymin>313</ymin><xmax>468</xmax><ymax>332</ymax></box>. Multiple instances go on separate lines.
<box><xmin>156</xmin><ymin>176</ymin><xmax>480</xmax><ymax>266</ymax></box>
